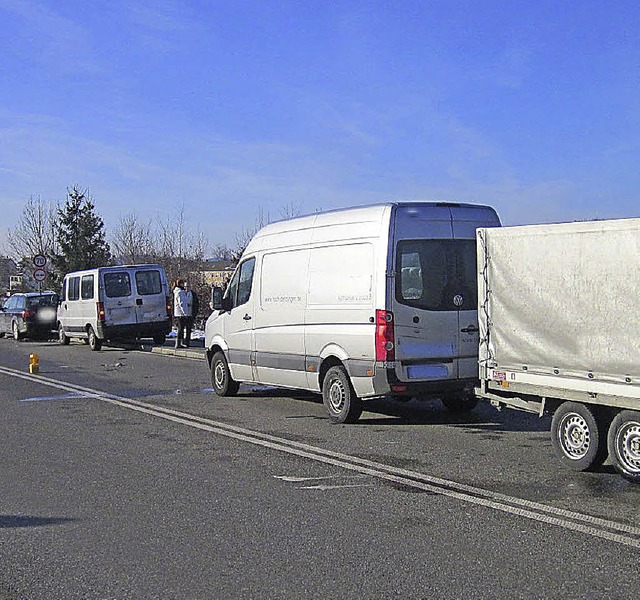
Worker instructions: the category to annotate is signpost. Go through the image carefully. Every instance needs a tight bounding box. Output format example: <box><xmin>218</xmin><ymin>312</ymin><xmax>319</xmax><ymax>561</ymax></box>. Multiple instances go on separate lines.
<box><xmin>32</xmin><ymin>255</ymin><xmax>48</xmax><ymax>291</ymax></box>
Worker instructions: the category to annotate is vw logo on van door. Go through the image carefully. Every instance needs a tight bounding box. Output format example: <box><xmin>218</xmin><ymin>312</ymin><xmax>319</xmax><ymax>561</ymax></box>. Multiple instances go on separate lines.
<box><xmin>453</xmin><ymin>294</ymin><xmax>464</xmax><ymax>307</ymax></box>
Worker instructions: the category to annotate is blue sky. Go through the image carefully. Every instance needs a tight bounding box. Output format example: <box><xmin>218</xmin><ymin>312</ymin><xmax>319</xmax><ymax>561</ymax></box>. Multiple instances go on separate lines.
<box><xmin>1</xmin><ymin>0</ymin><xmax>639</xmax><ymax>251</ymax></box>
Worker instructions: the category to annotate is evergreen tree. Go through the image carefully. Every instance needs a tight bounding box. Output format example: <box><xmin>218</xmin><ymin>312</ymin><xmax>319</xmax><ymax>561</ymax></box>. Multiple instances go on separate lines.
<box><xmin>53</xmin><ymin>186</ymin><xmax>112</xmax><ymax>275</ymax></box>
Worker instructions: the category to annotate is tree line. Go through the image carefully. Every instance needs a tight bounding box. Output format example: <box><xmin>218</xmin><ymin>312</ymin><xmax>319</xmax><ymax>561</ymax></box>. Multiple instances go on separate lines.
<box><xmin>4</xmin><ymin>185</ymin><xmax>301</xmax><ymax>311</ymax></box>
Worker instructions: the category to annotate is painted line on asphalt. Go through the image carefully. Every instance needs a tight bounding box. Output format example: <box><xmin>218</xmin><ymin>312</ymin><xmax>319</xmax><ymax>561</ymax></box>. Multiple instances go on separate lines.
<box><xmin>2</xmin><ymin>364</ymin><xmax>640</xmax><ymax>550</ymax></box>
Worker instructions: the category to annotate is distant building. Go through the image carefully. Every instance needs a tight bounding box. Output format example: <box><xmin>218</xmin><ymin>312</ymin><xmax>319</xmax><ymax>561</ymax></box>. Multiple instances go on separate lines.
<box><xmin>201</xmin><ymin>260</ymin><xmax>236</xmax><ymax>289</ymax></box>
<box><xmin>0</xmin><ymin>257</ymin><xmax>18</xmax><ymax>296</ymax></box>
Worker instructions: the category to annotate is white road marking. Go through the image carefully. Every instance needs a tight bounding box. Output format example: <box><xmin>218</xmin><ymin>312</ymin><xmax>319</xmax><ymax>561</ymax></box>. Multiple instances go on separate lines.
<box><xmin>299</xmin><ymin>484</ymin><xmax>375</xmax><ymax>491</ymax></box>
<box><xmin>2</xmin><ymin>364</ymin><xmax>640</xmax><ymax>549</ymax></box>
<box><xmin>274</xmin><ymin>475</ymin><xmax>366</xmax><ymax>482</ymax></box>
<box><xmin>19</xmin><ymin>393</ymin><xmax>91</xmax><ymax>402</ymax></box>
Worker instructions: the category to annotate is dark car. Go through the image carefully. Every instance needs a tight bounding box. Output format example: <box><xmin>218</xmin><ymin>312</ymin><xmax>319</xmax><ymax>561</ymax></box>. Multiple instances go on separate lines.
<box><xmin>0</xmin><ymin>292</ymin><xmax>59</xmax><ymax>340</ymax></box>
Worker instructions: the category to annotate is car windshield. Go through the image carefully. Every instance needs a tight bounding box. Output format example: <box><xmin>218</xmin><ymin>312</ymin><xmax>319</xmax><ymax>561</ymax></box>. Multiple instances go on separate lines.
<box><xmin>26</xmin><ymin>295</ymin><xmax>59</xmax><ymax>309</ymax></box>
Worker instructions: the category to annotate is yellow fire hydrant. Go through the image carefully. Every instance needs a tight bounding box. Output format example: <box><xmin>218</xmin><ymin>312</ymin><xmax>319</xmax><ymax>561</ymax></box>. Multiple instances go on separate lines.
<box><xmin>29</xmin><ymin>353</ymin><xmax>40</xmax><ymax>374</ymax></box>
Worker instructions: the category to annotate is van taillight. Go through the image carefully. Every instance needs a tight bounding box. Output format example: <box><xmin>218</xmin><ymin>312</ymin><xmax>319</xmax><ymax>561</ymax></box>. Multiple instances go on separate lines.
<box><xmin>96</xmin><ymin>302</ymin><xmax>105</xmax><ymax>322</ymax></box>
<box><xmin>166</xmin><ymin>296</ymin><xmax>172</xmax><ymax>317</ymax></box>
<box><xmin>21</xmin><ymin>310</ymin><xmax>33</xmax><ymax>319</ymax></box>
<box><xmin>375</xmin><ymin>309</ymin><xmax>395</xmax><ymax>362</ymax></box>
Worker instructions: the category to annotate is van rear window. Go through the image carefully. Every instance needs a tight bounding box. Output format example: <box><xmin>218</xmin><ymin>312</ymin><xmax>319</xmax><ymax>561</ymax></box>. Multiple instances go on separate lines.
<box><xmin>135</xmin><ymin>270</ymin><xmax>162</xmax><ymax>295</ymax></box>
<box><xmin>104</xmin><ymin>272</ymin><xmax>132</xmax><ymax>298</ymax></box>
<box><xmin>395</xmin><ymin>239</ymin><xmax>477</xmax><ymax>311</ymax></box>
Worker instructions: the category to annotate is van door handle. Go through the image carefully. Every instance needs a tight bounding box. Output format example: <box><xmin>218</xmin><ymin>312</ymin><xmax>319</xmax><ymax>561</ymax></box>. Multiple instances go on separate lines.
<box><xmin>461</xmin><ymin>325</ymin><xmax>479</xmax><ymax>334</ymax></box>
<box><xmin>243</xmin><ymin>314</ymin><xmax>252</xmax><ymax>321</ymax></box>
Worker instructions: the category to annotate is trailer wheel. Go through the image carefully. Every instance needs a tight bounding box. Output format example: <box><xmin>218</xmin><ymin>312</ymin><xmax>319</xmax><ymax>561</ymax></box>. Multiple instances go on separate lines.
<box><xmin>607</xmin><ymin>411</ymin><xmax>640</xmax><ymax>484</ymax></box>
<box><xmin>87</xmin><ymin>326</ymin><xmax>102</xmax><ymax>351</ymax></box>
<box><xmin>322</xmin><ymin>365</ymin><xmax>363</xmax><ymax>424</ymax></box>
<box><xmin>441</xmin><ymin>391</ymin><xmax>478</xmax><ymax>413</ymax></box>
<box><xmin>211</xmin><ymin>351</ymin><xmax>239</xmax><ymax>396</ymax></box>
<box><xmin>550</xmin><ymin>402</ymin><xmax>608</xmax><ymax>472</ymax></box>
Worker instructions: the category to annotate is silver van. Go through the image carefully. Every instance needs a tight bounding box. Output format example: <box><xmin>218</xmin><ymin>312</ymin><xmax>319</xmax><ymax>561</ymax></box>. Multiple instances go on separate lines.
<box><xmin>205</xmin><ymin>202</ymin><xmax>500</xmax><ymax>422</ymax></box>
<box><xmin>57</xmin><ymin>264</ymin><xmax>171</xmax><ymax>350</ymax></box>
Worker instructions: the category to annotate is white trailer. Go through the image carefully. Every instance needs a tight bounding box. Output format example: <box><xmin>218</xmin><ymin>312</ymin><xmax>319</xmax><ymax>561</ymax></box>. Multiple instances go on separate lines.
<box><xmin>475</xmin><ymin>218</ymin><xmax>640</xmax><ymax>482</ymax></box>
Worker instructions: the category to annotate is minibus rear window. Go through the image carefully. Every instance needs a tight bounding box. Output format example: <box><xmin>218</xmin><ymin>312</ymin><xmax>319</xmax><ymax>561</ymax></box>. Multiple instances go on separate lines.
<box><xmin>104</xmin><ymin>272</ymin><xmax>132</xmax><ymax>298</ymax></box>
<box><xmin>135</xmin><ymin>270</ymin><xmax>163</xmax><ymax>295</ymax></box>
<box><xmin>395</xmin><ymin>239</ymin><xmax>477</xmax><ymax>311</ymax></box>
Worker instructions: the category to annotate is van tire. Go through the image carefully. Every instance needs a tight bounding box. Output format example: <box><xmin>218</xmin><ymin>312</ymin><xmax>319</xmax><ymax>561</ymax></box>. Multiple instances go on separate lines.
<box><xmin>58</xmin><ymin>324</ymin><xmax>70</xmax><ymax>345</ymax></box>
<box><xmin>87</xmin><ymin>326</ymin><xmax>102</xmax><ymax>351</ymax></box>
<box><xmin>551</xmin><ymin>402</ymin><xmax>608</xmax><ymax>472</ymax></box>
<box><xmin>211</xmin><ymin>351</ymin><xmax>239</xmax><ymax>396</ymax></box>
<box><xmin>441</xmin><ymin>392</ymin><xmax>478</xmax><ymax>413</ymax></box>
<box><xmin>607</xmin><ymin>410</ymin><xmax>640</xmax><ymax>483</ymax></box>
<box><xmin>322</xmin><ymin>366</ymin><xmax>363</xmax><ymax>424</ymax></box>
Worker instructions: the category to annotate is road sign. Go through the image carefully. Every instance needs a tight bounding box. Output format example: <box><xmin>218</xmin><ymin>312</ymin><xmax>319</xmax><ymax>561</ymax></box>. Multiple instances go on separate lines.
<box><xmin>33</xmin><ymin>268</ymin><xmax>47</xmax><ymax>282</ymax></box>
<box><xmin>33</xmin><ymin>254</ymin><xmax>47</xmax><ymax>268</ymax></box>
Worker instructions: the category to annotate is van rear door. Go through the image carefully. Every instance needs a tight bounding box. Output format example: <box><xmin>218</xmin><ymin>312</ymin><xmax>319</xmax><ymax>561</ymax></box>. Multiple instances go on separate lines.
<box><xmin>391</xmin><ymin>204</ymin><xmax>499</xmax><ymax>387</ymax></box>
<box><xmin>133</xmin><ymin>268</ymin><xmax>167</xmax><ymax>324</ymax></box>
<box><xmin>103</xmin><ymin>270</ymin><xmax>137</xmax><ymax>327</ymax></box>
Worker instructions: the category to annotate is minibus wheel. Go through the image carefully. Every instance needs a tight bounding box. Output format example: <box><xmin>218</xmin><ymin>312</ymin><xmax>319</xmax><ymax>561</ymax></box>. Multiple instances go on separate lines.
<box><xmin>58</xmin><ymin>324</ymin><xmax>70</xmax><ymax>345</ymax></box>
<box><xmin>211</xmin><ymin>351</ymin><xmax>240</xmax><ymax>396</ymax></box>
<box><xmin>322</xmin><ymin>366</ymin><xmax>363</xmax><ymax>424</ymax></box>
<box><xmin>87</xmin><ymin>326</ymin><xmax>102</xmax><ymax>351</ymax></box>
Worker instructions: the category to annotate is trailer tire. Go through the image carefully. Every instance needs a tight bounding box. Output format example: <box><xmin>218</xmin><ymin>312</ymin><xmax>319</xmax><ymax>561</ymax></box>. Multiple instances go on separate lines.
<box><xmin>322</xmin><ymin>366</ymin><xmax>363</xmax><ymax>424</ymax></box>
<box><xmin>211</xmin><ymin>351</ymin><xmax>240</xmax><ymax>396</ymax></box>
<box><xmin>551</xmin><ymin>402</ymin><xmax>608</xmax><ymax>472</ymax></box>
<box><xmin>607</xmin><ymin>410</ymin><xmax>640</xmax><ymax>484</ymax></box>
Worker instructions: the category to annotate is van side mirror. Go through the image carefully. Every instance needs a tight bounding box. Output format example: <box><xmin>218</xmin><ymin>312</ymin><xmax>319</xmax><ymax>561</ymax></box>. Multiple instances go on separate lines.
<box><xmin>211</xmin><ymin>286</ymin><xmax>224</xmax><ymax>311</ymax></box>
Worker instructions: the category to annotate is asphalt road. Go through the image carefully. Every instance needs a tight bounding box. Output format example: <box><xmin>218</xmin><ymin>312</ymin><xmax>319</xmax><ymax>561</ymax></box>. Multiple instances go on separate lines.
<box><xmin>1</xmin><ymin>337</ymin><xmax>639</xmax><ymax>599</ymax></box>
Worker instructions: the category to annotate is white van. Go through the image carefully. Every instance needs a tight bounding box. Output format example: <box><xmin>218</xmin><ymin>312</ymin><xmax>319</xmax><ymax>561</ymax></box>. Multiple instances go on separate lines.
<box><xmin>57</xmin><ymin>264</ymin><xmax>172</xmax><ymax>350</ymax></box>
<box><xmin>205</xmin><ymin>202</ymin><xmax>500</xmax><ymax>423</ymax></box>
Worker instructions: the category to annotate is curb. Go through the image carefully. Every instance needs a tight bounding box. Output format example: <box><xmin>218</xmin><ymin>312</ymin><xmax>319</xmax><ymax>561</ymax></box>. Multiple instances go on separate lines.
<box><xmin>151</xmin><ymin>346</ymin><xmax>206</xmax><ymax>360</ymax></box>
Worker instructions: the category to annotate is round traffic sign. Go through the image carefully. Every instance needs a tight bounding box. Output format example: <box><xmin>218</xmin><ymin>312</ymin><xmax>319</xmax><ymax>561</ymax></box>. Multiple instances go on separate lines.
<box><xmin>33</xmin><ymin>268</ymin><xmax>47</xmax><ymax>282</ymax></box>
<box><xmin>33</xmin><ymin>254</ymin><xmax>47</xmax><ymax>268</ymax></box>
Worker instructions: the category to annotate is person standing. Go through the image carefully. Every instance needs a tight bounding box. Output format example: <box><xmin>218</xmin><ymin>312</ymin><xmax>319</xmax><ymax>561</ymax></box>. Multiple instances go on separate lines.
<box><xmin>184</xmin><ymin>281</ymin><xmax>199</xmax><ymax>348</ymax></box>
<box><xmin>172</xmin><ymin>279</ymin><xmax>188</xmax><ymax>349</ymax></box>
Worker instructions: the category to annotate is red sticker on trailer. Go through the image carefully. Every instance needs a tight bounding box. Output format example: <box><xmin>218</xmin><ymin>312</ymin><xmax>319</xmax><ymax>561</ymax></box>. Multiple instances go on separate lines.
<box><xmin>492</xmin><ymin>370</ymin><xmax>507</xmax><ymax>381</ymax></box>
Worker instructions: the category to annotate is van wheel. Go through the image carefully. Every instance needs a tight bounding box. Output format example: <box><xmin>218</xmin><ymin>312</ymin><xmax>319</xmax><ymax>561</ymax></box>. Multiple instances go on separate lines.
<box><xmin>441</xmin><ymin>391</ymin><xmax>478</xmax><ymax>413</ymax></box>
<box><xmin>322</xmin><ymin>366</ymin><xmax>363</xmax><ymax>424</ymax></box>
<box><xmin>551</xmin><ymin>402</ymin><xmax>608</xmax><ymax>472</ymax></box>
<box><xmin>12</xmin><ymin>321</ymin><xmax>23</xmax><ymax>341</ymax></box>
<box><xmin>211</xmin><ymin>351</ymin><xmax>239</xmax><ymax>396</ymax></box>
<box><xmin>87</xmin><ymin>326</ymin><xmax>102</xmax><ymax>351</ymax></box>
<box><xmin>607</xmin><ymin>410</ymin><xmax>640</xmax><ymax>483</ymax></box>
<box><xmin>58</xmin><ymin>324</ymin><xmax>70</xmax><ymax>345</ymax></box>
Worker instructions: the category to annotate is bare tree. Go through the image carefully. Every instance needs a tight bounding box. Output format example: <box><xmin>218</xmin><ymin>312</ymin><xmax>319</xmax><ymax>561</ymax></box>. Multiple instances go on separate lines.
<box><xmin>7</xmin><ymin>196</ymin><xmax>58</xmax><ymax>262</ymax></box>
<box><xmin>279</xmin><ymin>201</ymin><xmax>302</xmax><ymax>220</ymax></box>
<box><xmin>111</xmin><ymin>212</ymin><xmax>153</xmax><ymax>265</ymax></box>
<box><xmin>232</xmin><ymin>206</ymin><xmax>270</xmax><ymax>261</ymax></box>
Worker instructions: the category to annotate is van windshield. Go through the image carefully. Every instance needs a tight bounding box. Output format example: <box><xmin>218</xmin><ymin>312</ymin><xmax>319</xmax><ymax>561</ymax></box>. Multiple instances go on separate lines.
<box><xmin>395</xmin><ymin>239</ymin><xmax>477</xmax><ymax>311</ymax></box>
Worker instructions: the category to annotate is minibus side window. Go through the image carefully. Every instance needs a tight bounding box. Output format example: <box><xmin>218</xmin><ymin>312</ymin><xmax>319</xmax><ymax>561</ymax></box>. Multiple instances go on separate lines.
<box><xmin>68</xmin><ymin>277</ymin><xmax>80</xmax><ymax>301</ymax></box>
<box><xmin>81</xmin><ymin>275</ymin><xmax>94</xmax><ymax>300</ymax></box>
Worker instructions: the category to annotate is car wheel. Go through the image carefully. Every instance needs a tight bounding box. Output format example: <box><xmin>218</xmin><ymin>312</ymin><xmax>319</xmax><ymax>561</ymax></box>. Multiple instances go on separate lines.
<box><xmin>211</xmin><ymin>351</ymin><xmax>240</xmax><ymax>396</ymax></box>
<box><xmin>12</xmin><ymin>321</ymin><xmax>23</xmax><ymax>341</ymax></box>
<box><xmin>87</xmin><ymin>326</ymin><xmax>102</xmax><ymax>351</ymax></box>
<box><xmin>607</xmin><ymin>410</ymin><xmax>640</xmax><ymax>483</ymax></box>
<box><xmin>322</xmin><ymin>365</ymin><xmax>363</xmax><ymax>424</ymax></box>
<box><xmin>58</xmin><ymin>324</ymin><xmax>70</xmax><ymax>345</ymax></box>
<box><xmin>551</xmin><ymin>402</ymin><xmax>608</xmax><ymax>472</ymax></box>
<box><xmin>0</xmin><ymin>331</ymin><xmax>5</xmax><ymax>339</ymax></box>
